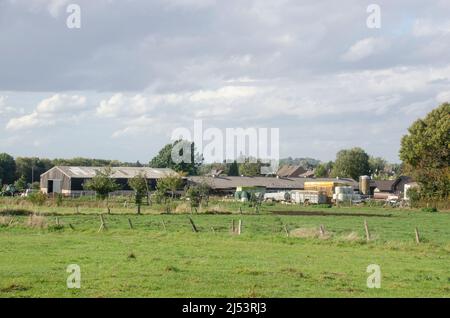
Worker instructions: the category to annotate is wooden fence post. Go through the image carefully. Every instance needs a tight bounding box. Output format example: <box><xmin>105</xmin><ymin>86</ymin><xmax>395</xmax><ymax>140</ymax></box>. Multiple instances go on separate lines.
<box><xmin>283</xmin><ymin>224</ymin><xmax>289</xmax><ymax>237</ymax></box>
<box><xmin>55</xmin><ymin>217</ymin><xmax>60</xmax><ymax>226</ymax></box>
<box><xmin>364</xmin><ymin>219</ymin><xmax>370</xmax><ymax>242</ymax></box>
<box><xmin>128</xmin><ymin>218</ymin><xmax>133</xmax><ymax>229</ymax></box>
<box><xmin>98</xmin><ymin>214</ymin><xmax>107</xmax><ymax>232</ymax></box>
<box><xmin>188</xmin><ymin>217</ymin><xmax>198</xmax><ymax>233</ymax></box>
<box><xmin>415</xmin><ymin>227</ymin><xmax>420</xmax><ymax>244</ymax></box>
<box><xmin>319</xmin><ymin>224</ymin><xmax>325</xmax><ymax>237</ymax></box>
<box><xmin>231</xmin><ymin>219</ymin><xmax>235</xmax><ymax>233</ymax></box>
<box><xmin>238</xmin><ymin>219</ymin><xmax>242</xmax><ymax>235</ymax></box>
<box><xmin>161</xmin><ymin>220</ymin><xmax>167</xmax><ymax>231</ymax></box>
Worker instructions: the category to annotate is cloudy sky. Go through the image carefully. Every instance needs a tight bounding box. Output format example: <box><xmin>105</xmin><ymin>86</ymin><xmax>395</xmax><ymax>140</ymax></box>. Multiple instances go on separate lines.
<box><xmin>1</xmin><ymin>0</ymin><xmax>449</xmax><ymax>163</ymax></box>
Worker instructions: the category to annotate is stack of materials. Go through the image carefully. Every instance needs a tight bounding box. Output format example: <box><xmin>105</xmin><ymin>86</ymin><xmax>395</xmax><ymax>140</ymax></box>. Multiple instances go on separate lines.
<box><xmin>333</xmin><ymin>186</ymin><xmax>361</xmax><ymax>202</ymax></box>
<box><xmin>291</xmin><ymin>190</ymin><xmax>328</xmax><ymax>204</ymax></box>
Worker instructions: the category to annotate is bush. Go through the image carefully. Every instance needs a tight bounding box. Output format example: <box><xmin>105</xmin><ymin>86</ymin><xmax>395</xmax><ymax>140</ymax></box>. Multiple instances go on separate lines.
<box><xmin>55</xmin><ymin>193</ymin><xmax>63</xmax><ymax>207</ymax></box>
<box><xmin>311</xmin><ymin>204</ymin><xmax>332</xmax><ymax>209</ymax></box>
<box><xmin>421</xmin><ymin>207</ymin><xmax>438</xmax><ymax>213</ymax></box>
<box><xmin>28</xmin><ymin>192</ymin><xmax>47</xmax><ymax>206</ymax></box>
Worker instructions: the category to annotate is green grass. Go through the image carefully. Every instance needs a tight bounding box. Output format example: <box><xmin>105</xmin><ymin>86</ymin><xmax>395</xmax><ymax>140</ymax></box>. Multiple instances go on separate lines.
<box><xmin>0</xmin><ymin>203</ymin><xmax>449</xmax><ymax>297</ymax></box>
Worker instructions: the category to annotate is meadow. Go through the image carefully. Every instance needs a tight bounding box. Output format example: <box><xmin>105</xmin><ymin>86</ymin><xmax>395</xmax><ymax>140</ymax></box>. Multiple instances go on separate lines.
<box><xmin>0</xmin><ymin>197</ymin><xmax>449</xmax><ymax>298</ymax></box>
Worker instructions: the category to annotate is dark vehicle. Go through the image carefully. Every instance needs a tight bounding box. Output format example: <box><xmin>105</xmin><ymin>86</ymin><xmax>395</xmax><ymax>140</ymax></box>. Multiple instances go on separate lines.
<box><xmin>0</xmin><ymin>185</ymin><xmax>19</xmax><ymax>197</ymax></box>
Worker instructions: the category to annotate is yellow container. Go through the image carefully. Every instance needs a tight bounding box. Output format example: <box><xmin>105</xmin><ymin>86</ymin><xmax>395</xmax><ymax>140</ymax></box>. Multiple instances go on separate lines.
<box><xmin>304</xmin><ymin>181</ymin><xmax>350</xmax><ymax>197</ymax></box>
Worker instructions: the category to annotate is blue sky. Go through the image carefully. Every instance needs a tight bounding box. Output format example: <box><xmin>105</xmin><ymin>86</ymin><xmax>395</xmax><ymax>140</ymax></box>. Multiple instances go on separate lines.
<box><xmin>1</xmin><ymin>0</ymin><xmax>449</xmax><ymax>163</ymax></box>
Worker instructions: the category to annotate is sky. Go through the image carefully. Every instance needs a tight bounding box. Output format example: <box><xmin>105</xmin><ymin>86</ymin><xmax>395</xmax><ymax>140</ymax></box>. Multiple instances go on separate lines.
<box><xmin>0</xmin><ymin>0</ymin><xmax>449</xmax><ymax>163</ymax></box>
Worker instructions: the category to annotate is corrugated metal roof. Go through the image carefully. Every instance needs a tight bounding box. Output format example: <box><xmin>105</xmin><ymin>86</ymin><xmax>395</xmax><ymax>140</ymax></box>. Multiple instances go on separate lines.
<box><xmin>52</xmin><ymin>166</ymin><xmax>178</xmax><ymax>179</ymax></box>
<box><xmin>188</xmin><ymin>176</ymin><xmax>357</xmax><ymax>190</ymax></box>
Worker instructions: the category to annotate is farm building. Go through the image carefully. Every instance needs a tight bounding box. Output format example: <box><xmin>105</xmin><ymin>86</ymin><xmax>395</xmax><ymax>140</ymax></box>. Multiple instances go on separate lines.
<box><xmin>40</xmin><ymin>166</ymin><xmax>178</xmax><ymax>196</ymax></box>
<box><xmin>187</xmin><ymin>176</ymin><xmax>358</xmax><ymax>195</ymax></box>
<box><xmin>276</xmin><ymin>165</ymin><xmax>307</xmax><ymax>178</ymax></box>
<box><xmin>370</xmin><ymin>176</ymin><xmax>414</xmax><ymax>197</ymax></box>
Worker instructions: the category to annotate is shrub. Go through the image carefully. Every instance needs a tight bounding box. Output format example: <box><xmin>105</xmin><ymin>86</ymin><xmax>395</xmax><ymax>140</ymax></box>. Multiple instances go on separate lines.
<box><xmin>421</xmin><ymin>207</ymin><xmax>438</xmax><ymax>213</ymax></box>
<box><xmin>28</xmin><ymin>192</ymin><xmax>47</xmax><ymax>206</ymax></box>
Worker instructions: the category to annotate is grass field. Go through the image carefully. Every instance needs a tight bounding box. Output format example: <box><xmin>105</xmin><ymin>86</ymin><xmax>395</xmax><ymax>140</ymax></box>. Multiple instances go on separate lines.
<box><xmin>0</xmin><ymin>201</ymin><xmax>449</xmax><ymax>298</ymax></box>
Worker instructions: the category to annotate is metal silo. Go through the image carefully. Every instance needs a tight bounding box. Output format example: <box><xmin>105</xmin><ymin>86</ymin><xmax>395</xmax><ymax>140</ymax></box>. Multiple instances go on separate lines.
<box><xmin>359</xmin><ymin>175</ymin><xmax>370</xmax><ymax>195</ymax></box>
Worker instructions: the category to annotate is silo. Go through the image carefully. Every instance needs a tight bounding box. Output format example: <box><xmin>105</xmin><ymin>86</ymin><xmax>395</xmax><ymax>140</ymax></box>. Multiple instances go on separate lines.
<box><xmin>359</xmin><ymin>175</ymin><xmax>370</xmax><ymax>195</ymax></box>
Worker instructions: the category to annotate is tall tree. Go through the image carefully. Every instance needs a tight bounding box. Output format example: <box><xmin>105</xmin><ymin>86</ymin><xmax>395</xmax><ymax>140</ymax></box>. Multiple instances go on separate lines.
<box><xmin>400</xmin><ymin>103</ymin><xmax>450</xmax><ymax>199</ymax></box>
<box><xmin>331</xmin><ymin>147</ymin><xmax>370</xmax><ymax>180</ymax></box>
<box><xmin>0</xmin><ymin>153</ymin><xmax>16</xmax><ymax>185</ymax></box>
<box><xmin>83</xmin><ymin>167</ymin><xmax>120</xmax><ymax>212</ymax></box>
<box><xmin>128</xmin><ymin>173</ymin><xmax>148</xmax><ymax>214</ymax></box>
<box><xmin>15</xmin><ymin>157</ymin><xmax>53</xmax><ymax>184</ymax></box>
<box><xmin>228</xmin><ymin>160</ymin><xmax>239</xmax><ymax>176</ymax></box>
<box><xmin>314</xmin><ymin>164</ymin><xmax>328</xmax><ymax>177</ymax></box>
<box><xmin>149</xmin><ymin>140</ymin><xmax>203</xmax><ymax>175</ymax></box>
<box><xmin>239</xmin><ymin>158</ymin><xmax>262</xmax><ymax>176</ymax></box>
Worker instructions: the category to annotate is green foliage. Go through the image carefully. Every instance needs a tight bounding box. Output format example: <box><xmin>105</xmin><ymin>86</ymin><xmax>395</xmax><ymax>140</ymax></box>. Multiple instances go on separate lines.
<box><xmin>27</xmin><ymin>192</ymin><xmax>47</xmax><ymax>206</ymax></box>
<box><xmin>14</xmin><ymin>157</ymin><xmax>53</xmax><ymax>184</ymax></box>
<box><xmin>400</xmin><ymin>103</ymin><xmax>450</xmax><ymax>199</ymax></box>
<box><xmin>0</xmin><ymin>153</ymin><xmax>16</xmax><ymax>185</ymax></box>
<box><xmin>186</xmin><ymin>181</ymin><xmax>211</xmax><ymax>209</ymax></box>
<box><xmin>55</xmin><ymin>193</ymin><xmax>63</xmax><ymax>207</ymax></box>
<box><xmin>83</xmin><ymin>167</ymin><xmax>120</xmax><ymax>200</ymax></box>
<box><xmin>13</xmin><ymin>176</ymin><xmax>27</xmax><ymax>192</ymax></box>
<box><xmin>156</xmin><ymin>174</ymin><xmax>184</xmax><ymax>199</ymax></box>
<box><xmin>149</xmin><ymin>140</ymin><xmax>203</xmax><ymax>175</ymax></box>
<box><xmin>228</xmin><ymin>160</ymin><xmax>239</xmax><ymax>176</ymax></box>
<box><xmin>128</xmin><ymin>173</ymin><xmax>148</xmax><ymax>213</ymax></box>
<box><xmin>421</xmin><ymin>207</ymin><xmax>438</xmax><ymax>213</ymax></box>
<box><xmin>331</xmin><ymin>147</ymin><xmax>370</xmax><ymax>180</ymax></box>
<box><xmin>239</xmin><ymin>158</ymin><xmax>262</xmax><ymax>176</ymax></box>
<box><xmin>314</xmin><ymin>164</ymin><xmax>328</xmax><ymax>177</ymax></box>
<box><xmin>407</xmin><ymin>187</ymin><xmax>421</xmax><ymax>208</ymax></box>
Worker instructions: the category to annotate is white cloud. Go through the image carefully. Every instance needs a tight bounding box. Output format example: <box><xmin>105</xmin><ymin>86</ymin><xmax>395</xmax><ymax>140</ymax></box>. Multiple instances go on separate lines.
<box><xmin>436</xmin><ymin>91</ymin><xmax>450</xmax><ymax>104</ymax></box>
<box><xmin>412</xmin><ymin>19</ymin><xmax>450</xmax><ymax>37</ymax></box>
<box><xmin>189</xmin><ymin>86</ymin><xmax>258</xmax><ymax>102</ymax></box>
<box><xmin>0</xmin><ymin>96</ymin><xmax>23</xmax><ymax>116</ymax></box>
<box><xmin>341</xmin><ymin>37</ymin><xmax>390</xmax><ymax>62</ymax></box>
<box><xmin>9</xmin><ymin>0</ymin><xmax>70</xmax><ymax>17</ymax></box>
<box><xmin>6</xmin><ymin>94</ymin><xmax>87</xmax><ymax>130</ymax></box>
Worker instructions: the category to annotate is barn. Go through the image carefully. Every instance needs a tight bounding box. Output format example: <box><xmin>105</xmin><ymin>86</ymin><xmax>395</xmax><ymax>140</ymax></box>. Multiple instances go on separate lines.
<box><xmin>40</xmin><ymin>166</ymin><xmax>177</xmax><ymax>196</ymax></box>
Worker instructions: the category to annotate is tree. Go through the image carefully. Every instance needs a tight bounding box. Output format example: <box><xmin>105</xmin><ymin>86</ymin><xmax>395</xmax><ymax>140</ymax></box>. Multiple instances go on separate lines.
<box><xmin>314</xmin><ymin>164</ymin><xmax>328</xmax><ymax>177</ymax></box>
<box><xmin>83</xmin><ymin>167</ymin><xmax>120</xmax><ymax>212</ymax></box>
<box><xmin>331</xmin><ymin>147</ymin><xmax>370</xmax><ymax>180</ymax></box>
<box><xmin>400</xmin><ymin>103</ymin><xmax>450</xmax><ymax>200</ymax></box>
<box><xmin>15</xmin><ymin>157</ymin><xmax>53</xmax><ymax>184</ymax></box>
<box><xmin>149</xmin><ymin>140</ymin><xmax>203</xmax><ymax>175</ymax></box>
<box><xmin>156</xmin><ymin>173</ymin><xmax>184</xmax><ymax>200</ymax></box>
<box><xmin>0</xmin><ymin>153</ymin><xmax>16</xmax><ymax>185</ymax></box>
<box><xmin>239</xmin><ymin>158</ymin><xmax>262</xmax><ymax>176</ymax></box>
<box><xmin>185</xmin><ymin>181</ymin><xmax>211</xmax><ymax>211</ymax></box>
<box><xmin>228</xmin><ymin>160</ymin><xmax>239</xmax><ymax>176</ymax></box>
<box><xmin>128</xmin><ymin>173</ymin><xmax>148</xmax><ymax>214</ymax></box>
<box><xmin>14</xmin><ymin>175</ymin><xmax>27</xmax><ymax>192</ymax></box>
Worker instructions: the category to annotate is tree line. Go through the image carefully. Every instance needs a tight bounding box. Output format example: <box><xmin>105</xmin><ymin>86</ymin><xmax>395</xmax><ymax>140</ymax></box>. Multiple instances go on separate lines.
<box><xmin>1</xmin><ymin>103</ymin><xmax>448</xmax><ymax>200</ymax></box>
